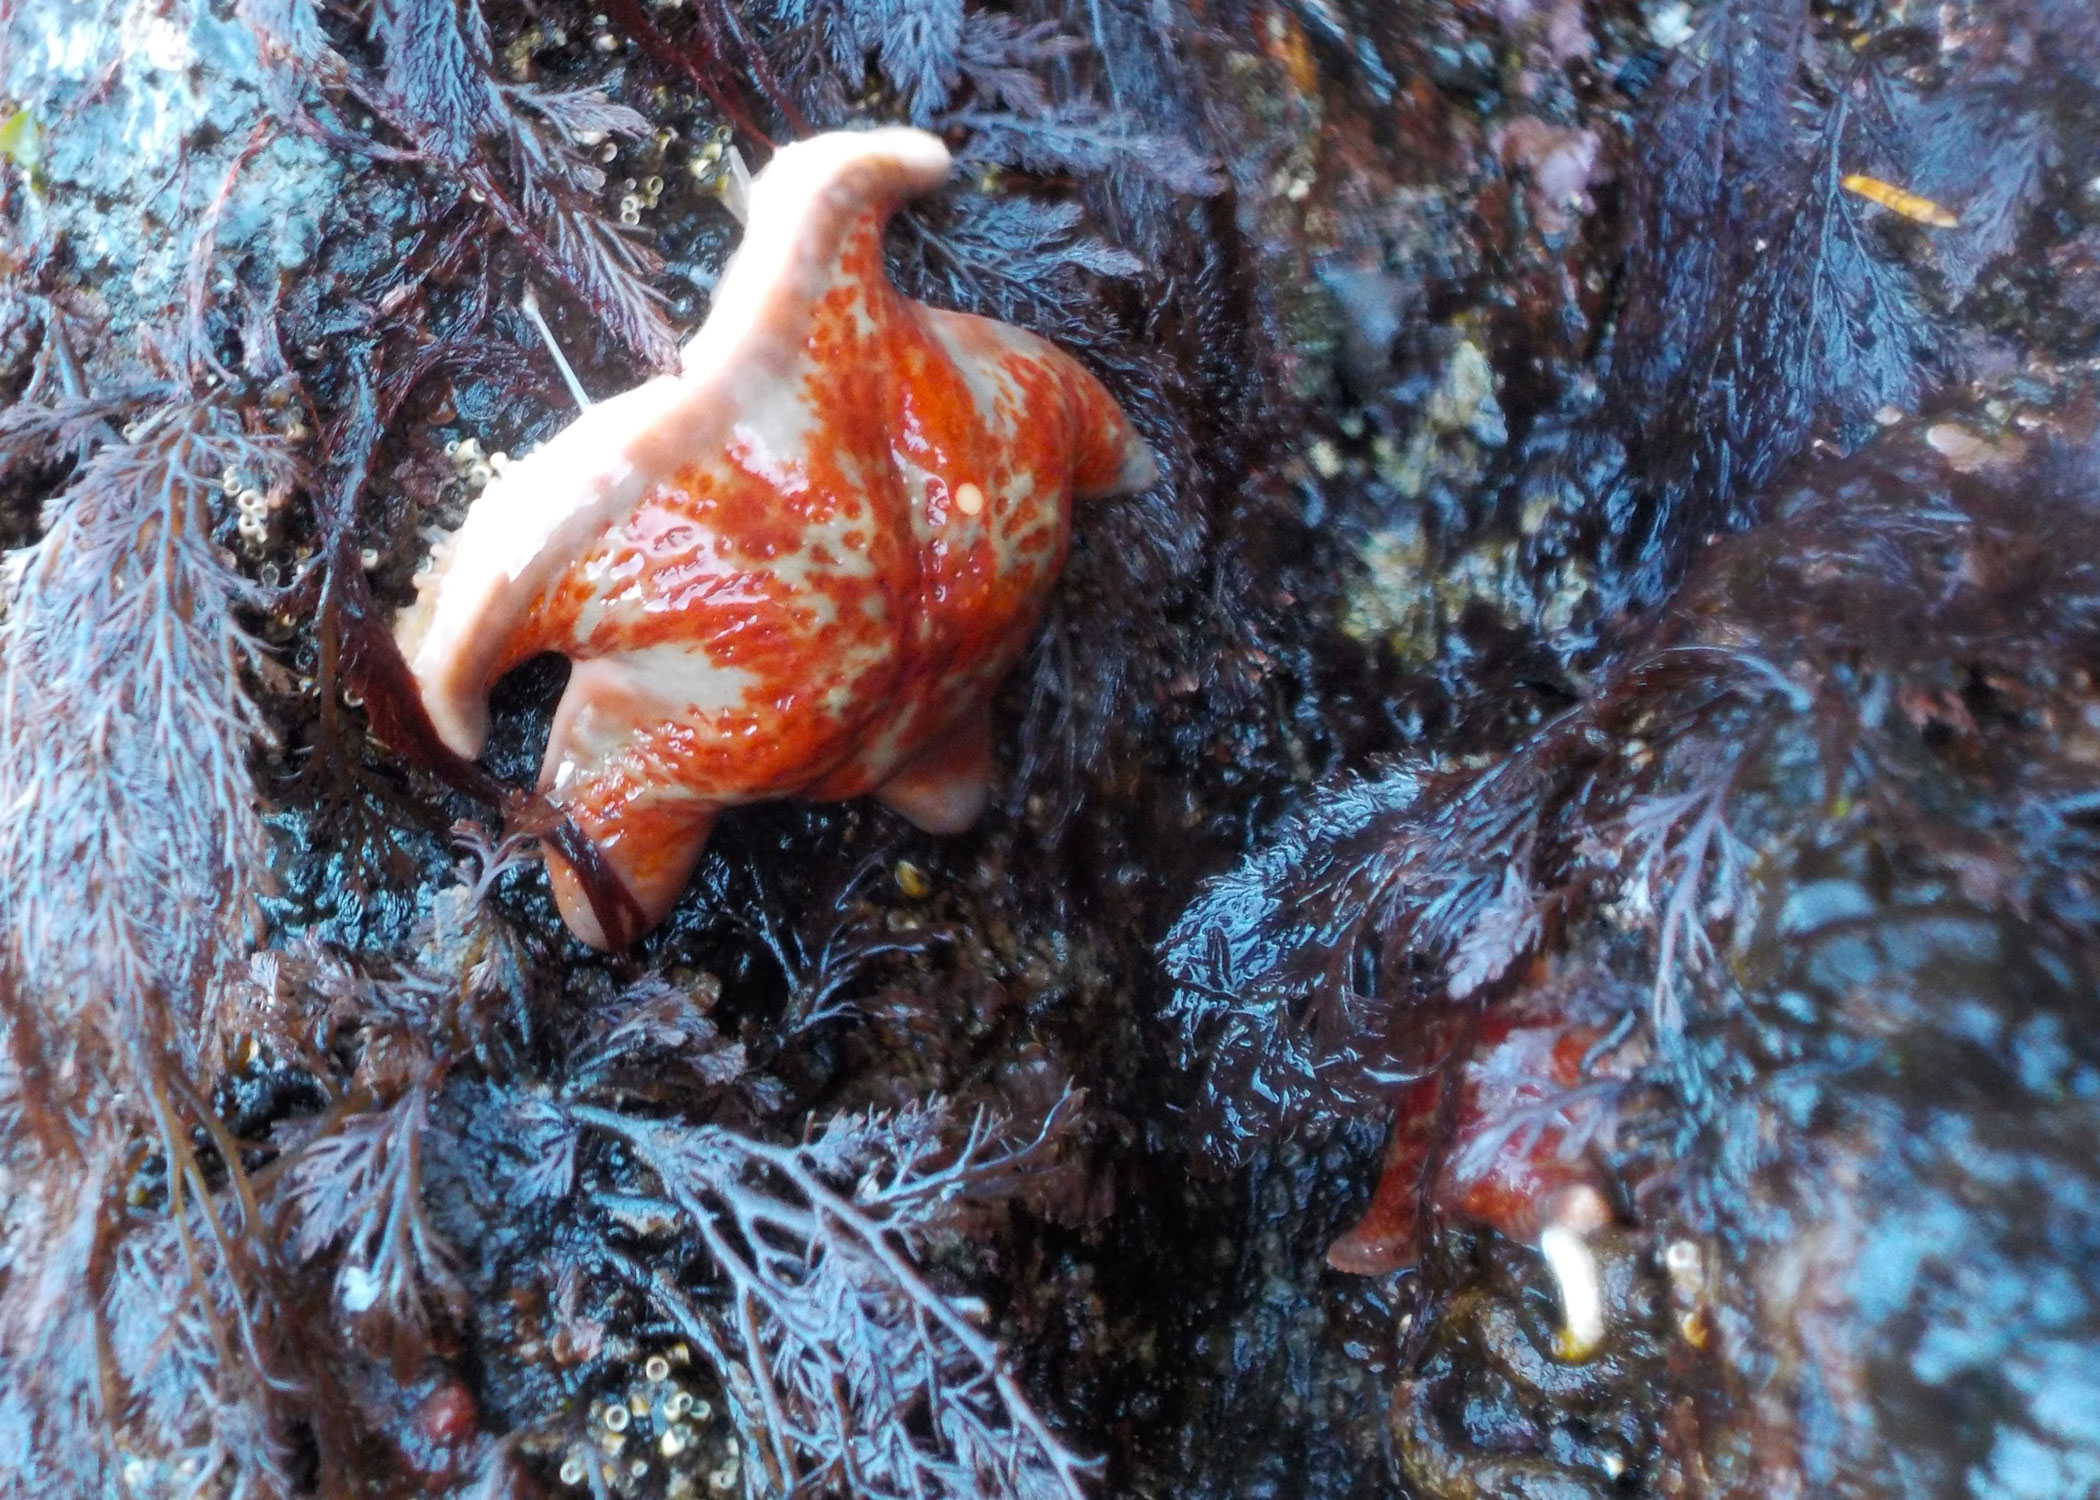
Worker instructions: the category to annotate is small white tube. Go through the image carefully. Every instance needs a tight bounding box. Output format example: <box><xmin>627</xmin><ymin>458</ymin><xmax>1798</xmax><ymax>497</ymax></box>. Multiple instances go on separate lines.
<box><xmin>521</xmin><ymin>283</ymin><xmax>594</xmax><ymax>411</ymax></box>
<box><xmin>1540</xmin><ymin>1224</ymin><xmax>1606</xmax><ymax>1362</ymax></box>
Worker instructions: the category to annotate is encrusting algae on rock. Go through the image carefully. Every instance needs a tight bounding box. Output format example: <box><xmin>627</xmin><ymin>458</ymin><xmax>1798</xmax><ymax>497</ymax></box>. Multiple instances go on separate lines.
<box><xmin>396</xmin><ymin>127</ymin><xmax>1158</xmax><ymax>948</ymax></box>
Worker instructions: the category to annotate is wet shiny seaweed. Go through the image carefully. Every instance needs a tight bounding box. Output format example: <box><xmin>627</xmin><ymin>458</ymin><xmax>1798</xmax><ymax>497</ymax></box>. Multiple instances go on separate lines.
<box><xmin>3</xmin><ymin>0</ymin><xmax>2100</xmax><ymax>1497</ymax></box>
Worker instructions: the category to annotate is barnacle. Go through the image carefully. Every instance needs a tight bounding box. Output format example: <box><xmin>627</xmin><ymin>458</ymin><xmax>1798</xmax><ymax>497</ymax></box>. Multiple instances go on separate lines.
<box><xmin>398</xmin><ymin>127</ymin><xmax>1157</xmax><ymax>947</ymax></box>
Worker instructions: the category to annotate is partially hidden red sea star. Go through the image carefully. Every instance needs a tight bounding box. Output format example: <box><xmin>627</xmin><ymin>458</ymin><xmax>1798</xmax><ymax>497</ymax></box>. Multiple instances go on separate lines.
<box><xmin>396</xmin><ymin>128</ymin><xmax>1158</xmax><ymax>947</ymax></box>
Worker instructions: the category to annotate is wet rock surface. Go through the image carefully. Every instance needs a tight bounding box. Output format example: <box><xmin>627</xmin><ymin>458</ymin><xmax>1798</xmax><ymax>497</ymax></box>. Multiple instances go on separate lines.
<box><xmin>4</xmin><ymin>0</ymin><xmax>2100</xmax><ymax>1497</ymax></box>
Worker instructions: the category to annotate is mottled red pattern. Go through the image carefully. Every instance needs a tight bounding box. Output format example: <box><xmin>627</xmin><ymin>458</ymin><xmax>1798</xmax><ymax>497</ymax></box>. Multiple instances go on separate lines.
<box><xmin>398</xmin><ymin>130</ymin><xmax>1155</xmax><ymax>946</ymax></box>
<box><xmin>1327</xmin><ymin>1010</ymin><xmax>1614</xmax><ymax>1274</ymax></box>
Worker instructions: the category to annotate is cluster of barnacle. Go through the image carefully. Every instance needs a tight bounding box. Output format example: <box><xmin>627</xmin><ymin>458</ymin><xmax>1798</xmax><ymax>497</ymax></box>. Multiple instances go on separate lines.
<box><xmin>525</xmin><ymin>1346</ymin><xmax>743</xmax><ymax>1497</ymax></box>
<box><xmin>443</xmin><ymin>435</ymin><xmax>508</xmax><ymax>496</ymax></box>
<box><xmin>617</xmin><ymin>173</ymin><xmax>668</xmax><ymax>226</ymax></box>
<box><xmin>222</xmin><ymin>461</ymin><xmax>290</xmax><ymax>548</ymax></box>
<box><xmin>580</xmin><ymin>115</ymin><xmax>676</xmax><ymax>226</ymax></box>
<box><xmin>684</xmin><ymin>124</ymin><xmax>747</xmax><ymax>218</ymax></box>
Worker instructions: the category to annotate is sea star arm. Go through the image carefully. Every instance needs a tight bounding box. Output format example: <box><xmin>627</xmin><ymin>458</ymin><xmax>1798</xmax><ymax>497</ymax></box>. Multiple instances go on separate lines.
<box><xmin>872</xmin><ymin>702</ymin><xmax>995</xmax><ymax>835</ymax></box>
